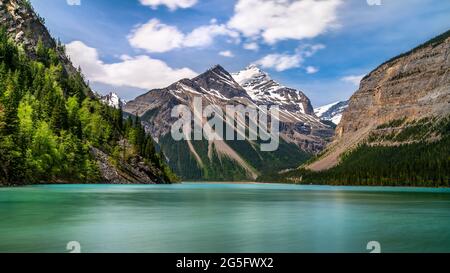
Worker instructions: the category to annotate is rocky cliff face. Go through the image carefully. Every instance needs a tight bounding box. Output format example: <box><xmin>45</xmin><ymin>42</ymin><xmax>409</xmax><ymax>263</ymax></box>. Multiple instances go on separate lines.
<box><xmin>90</xmin><ymin>146</ymin><xmax>166</xmax><ymax>184</ymax></box>
<box><xmin>1</xmin><ymin>0</ymin><xmax>52</xmax><ymax>51</ymax></box>
<box><xmin>308</xmin><ymin>30</ymin><xmax>450</xmax><ymax>171</ymax></box>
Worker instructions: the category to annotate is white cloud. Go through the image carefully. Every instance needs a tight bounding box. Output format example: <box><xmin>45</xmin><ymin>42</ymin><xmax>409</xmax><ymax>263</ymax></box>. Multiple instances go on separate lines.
<box><xmin>256</xmin><ymin>53</ymin><xmax>302</xmax><ymax>72</ymax></box>
<box><xmin>66</xmin><ymin>41</ymin><xmax>197</xmax><ymax>90</ymax></box>
<box><xmin>219</xmin><ymin>50</ymin><xmax>234</xmax><ymax>58</ymax></box>
<box><xmin>139</xmin><ymin>0</ymin><xmax>197</xmax><ymax>11</ymax></box>
<box><xmin>228</xmin><ymin>0</ymin><xmax>342</xmax><ymax>44</ymax></box>
<box><xmin>255</xmin><ymin>44</ymin><xmax>325</xmax><ymax>72</ymax></box>
<box><xmin>243</xmin><ymin>42</ymin><xmax>259</xmax><ymax>51</ymax></box>
<box><xmin>128</xmin><ymin>19</ymin><xmax>185</xmax><ymax>53</ymax></box>
<box><xmin>306</xmin><ymin>66</ymin><xmax>319</xmax><ymax>74</ymax></box>
<box><xmin>184</xmin><ymin>24</ymin><xmax>239</xmax><ymax>48</ymax></box>
<box><xmin>128</xmin><ymin>19</ymin><xmax>239</xmax><ymax>53</ymax></box>
<box><xmin>341</xmin><ymin>74</ymin><xmax>365</xmax><ymax>86</ymax></box>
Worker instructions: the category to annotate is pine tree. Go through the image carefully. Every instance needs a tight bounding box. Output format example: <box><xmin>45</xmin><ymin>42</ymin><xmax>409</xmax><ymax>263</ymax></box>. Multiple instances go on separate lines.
<box><xmin>50</xmin><ymin>97</ymin><xmax>68</xmax><ymax>132</ymax></box>
<box><xmin>1</xmin><ymin>74</ymin><xmax>19</xmax><ymax>135</ymax></box>
<box><xmin>36</xmin><ymin>38</ymin><xmax>48</xmax><ymax>65</ymax></box>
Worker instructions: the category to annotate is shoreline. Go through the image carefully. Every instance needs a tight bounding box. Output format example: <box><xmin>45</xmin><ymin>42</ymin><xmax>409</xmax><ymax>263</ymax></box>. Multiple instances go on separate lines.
<box><xmin>2</xmin><ymin>181</ymin><xmax>450</xmax><ymax>191</ymax></box>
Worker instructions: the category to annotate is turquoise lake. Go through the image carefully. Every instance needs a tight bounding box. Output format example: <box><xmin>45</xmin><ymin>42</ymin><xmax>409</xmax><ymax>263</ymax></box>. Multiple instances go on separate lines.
<box><xmin>1</xmin><ymin>183</ymin><xmax>450</xmax><ymax>253</ymax></box>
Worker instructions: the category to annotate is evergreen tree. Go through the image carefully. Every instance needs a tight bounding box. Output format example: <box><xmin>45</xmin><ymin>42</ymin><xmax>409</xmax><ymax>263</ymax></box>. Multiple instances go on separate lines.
<box><xmin>50</xmin><ymin>97</ymin><xmax>68</xmax><ymax>132</ymax></box>
<box><xmin>35</xmin><ymin>38</ymin><xmax>48</xmax><ymax>64</ymax></box>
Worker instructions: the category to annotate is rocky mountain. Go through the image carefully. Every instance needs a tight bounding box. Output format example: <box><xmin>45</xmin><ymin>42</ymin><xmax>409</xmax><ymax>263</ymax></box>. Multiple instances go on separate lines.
<box><xmin>0</xmin><ymin>0</ymin><xmax>173</xmax><ymax>185</ymax></box>
<box><xmin>314</xmin><ymin>101</ymin><xmax>349</xmax><ymax>125</ymax></box>
<box><xmin>280</xmin><ymin>30</ymin><xmax>450</xmax><ymax>186</ymax></box>
<box><xmin>124</xmin><ymin>65</ymin><xmax>333</xmax><ymax>181</ymax></box>
<box><xmin>100</xmin><ymin>92</ymin><xmax>125</xmax><ymax>109</ymax></box>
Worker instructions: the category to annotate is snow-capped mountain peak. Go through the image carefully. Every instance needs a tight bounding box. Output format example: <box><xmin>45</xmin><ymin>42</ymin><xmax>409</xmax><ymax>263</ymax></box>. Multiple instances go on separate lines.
<box><xmin>231</xmin><ymin>65</ymin><xmax>314</xmax><ymax>116</ymax></box>
<box><xmin>100</xmin><ymin>92</ymin><xmax>125</xmax><ymax>109</ymax></box>
<box><xmin>232</xmin><ymin>64</ymin><xmax>271</xmax><ymax>89</ymax></box>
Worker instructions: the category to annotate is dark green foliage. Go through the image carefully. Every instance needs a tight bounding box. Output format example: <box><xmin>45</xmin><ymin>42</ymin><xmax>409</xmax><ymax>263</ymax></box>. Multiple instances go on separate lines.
<box><xmin>393</xmin><ymin>118</ymin><xmax>431</xmax><ymax>142</ymax></box>
<box><xmin>36</xmin><ymin>38</ymin><xmax>48</xmax><ymax>65</ymax></box>
<box><xmin>50</xmin><ymin>97</ymin><xmax>69</xmax><ymax>131</ymax></box>
<box><xmin>376</xmin><ymin>118</ymin><xmax>406</xmax><ymax>129</ymax></box>
<box><xmin>226</xmin><ymin>138</ymin><xmax>310</xmax><ymax>176</ymax></box>
<box><xmin>160</xmin><ymin>135</ymin><xmax>255</xmax><ymax>181</ymax></box>
<box><xmin>0</xmin><ymin>27</ymin><xmax>175</xmax><ymax>185</ymax></box>
<box><xmin>159</xmin><ymin>134</ymin><xmax>204</xmax><ymax>180</ymax></box>
<box><xmin>159</xmin><ymin>132</ymin><xmax>311</xmax><ymax>181</ymax></box>
<box><xmin>368</xmin><ymin>117</ymin><xmax>448</xmax><ymax>143</ymax></box>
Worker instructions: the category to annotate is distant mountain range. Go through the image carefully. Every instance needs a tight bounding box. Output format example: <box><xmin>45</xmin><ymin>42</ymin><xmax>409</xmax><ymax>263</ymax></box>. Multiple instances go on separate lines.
<box><xmin>124</xmin><ymin>65</ymin><xmax>333</xmax><ymax>181</ymax></box>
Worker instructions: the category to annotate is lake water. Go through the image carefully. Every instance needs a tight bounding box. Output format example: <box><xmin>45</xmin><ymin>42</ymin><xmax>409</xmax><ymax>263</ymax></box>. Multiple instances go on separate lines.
<box><xmin>1</xmin><ymin>183</ymin><xmax>450</xmax><ymax>253</ymax></box>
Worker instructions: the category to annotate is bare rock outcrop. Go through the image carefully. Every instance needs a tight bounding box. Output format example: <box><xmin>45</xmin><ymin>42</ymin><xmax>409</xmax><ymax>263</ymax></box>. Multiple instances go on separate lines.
<box><xmin>90</xmin><ymin>147</ymin><xmax>165</xmax><ymax>184</ymax></box>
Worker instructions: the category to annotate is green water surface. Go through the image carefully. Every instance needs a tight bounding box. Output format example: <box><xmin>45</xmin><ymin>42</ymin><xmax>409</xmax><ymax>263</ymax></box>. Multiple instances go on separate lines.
<box><xmin>1</xmin><ymin>183</ymin><xmax>449</xmax><ymax>253</ymax></box>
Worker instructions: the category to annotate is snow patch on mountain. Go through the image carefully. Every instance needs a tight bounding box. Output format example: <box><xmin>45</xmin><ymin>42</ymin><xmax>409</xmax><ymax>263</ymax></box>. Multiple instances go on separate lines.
<box><xmin>231</xmin><ymin>65</ymin><xmax>315</xmax><ymax>116</ymax></box>
<box><xmin>232</xmin><ymin>64</ymin><xmax>287</xmax><ymax>103</ymax></box>
<box><xmin>314</xmin><ymin>101</ymin><xmax>349</xmax><ymax>125</ymax></box>
<box><xmin>100</xmin><ymin>92</ymin><xmax>126</xmax><ymax>109</ymax></box>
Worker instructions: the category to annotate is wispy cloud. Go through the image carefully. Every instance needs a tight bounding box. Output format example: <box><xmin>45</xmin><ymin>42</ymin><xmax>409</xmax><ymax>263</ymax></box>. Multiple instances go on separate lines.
<box><xmin>243</xmin><ymin>42</ymin><xmax>259</xmax><ymax>51</ymax></box>
<box><xmin>219</xmin><ymin>50</ymin><xmax>234</xmax><ymax>58</ymax></box>
<box><xmin>306</xmin><ymin>66</ymin><xmax>319</xmax><ymax>74</ymax></box>
<box><xmin>341</xmin><ymin>74</ymin><xmax>365</xmax><ymax>86</ymax></box>
<box><xmin>255</xmin><ymin>44</ymin><xmax>325</xmax><ymax>72</ymax></box>
<box><xmin>256</xmin><ymin>53</ymin><xmax>301</xmax><ymax>72</ymax></box>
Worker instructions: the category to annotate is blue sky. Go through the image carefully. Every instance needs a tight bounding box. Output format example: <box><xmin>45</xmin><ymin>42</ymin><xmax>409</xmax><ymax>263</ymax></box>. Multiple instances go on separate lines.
<box><xmin>30</xmin><ymin>0</ymin><xmax>449</xmax><ymax>106</ymax></box>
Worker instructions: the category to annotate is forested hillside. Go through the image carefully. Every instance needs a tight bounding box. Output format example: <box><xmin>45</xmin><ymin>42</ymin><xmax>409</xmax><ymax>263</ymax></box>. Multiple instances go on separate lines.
<box><xmin>261</xmin><ymin>117</ymin><xmax>450</xmax><ymax>187</ymax></box>
<box><xmin>0</xmin><ymin>26</ymin><xmax>175</xmax><ymax>185</ymax></box>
